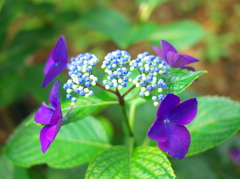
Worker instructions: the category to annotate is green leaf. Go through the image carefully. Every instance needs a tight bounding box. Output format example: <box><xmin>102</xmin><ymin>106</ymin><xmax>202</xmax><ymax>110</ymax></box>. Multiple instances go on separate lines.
<box><xmin>161</xmin><ymin>68</ymin><xmax>206</xmax><ymax>95</ymax></box>
<box><xmin>62</xmin><ymin>96</ymin><xmax>118</xmax><ymax>125</ymax></box>
<box><xmin>86</xmin><ymin>146</ymin><xmax>175</xmax><ymax>179</ymax></box>
<box><xmin>80</xmin><ymin>7</ymin><xmax>132</xmax><ymax>48</ymax></box>
<box><xmin>0</xmin><ymin>155</ymin><xmax>29</xmax><ymax>179</ymax></box>
<box><xmin>4</xmin><ymin>116</ymin><xmax>111</xmax><ymax>168</ymax></box>
<box><xmin>187</xmin><ymin>96</ymin><xmax>240</xmax><ymax>156</ymax></box>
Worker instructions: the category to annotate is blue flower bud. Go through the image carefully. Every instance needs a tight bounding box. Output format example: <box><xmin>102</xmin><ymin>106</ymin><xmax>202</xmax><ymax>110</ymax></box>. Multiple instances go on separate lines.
<box><xmin>66</xmin><ymin>94</ymin><xmax>72</xmax><ymax>99</ymax></box>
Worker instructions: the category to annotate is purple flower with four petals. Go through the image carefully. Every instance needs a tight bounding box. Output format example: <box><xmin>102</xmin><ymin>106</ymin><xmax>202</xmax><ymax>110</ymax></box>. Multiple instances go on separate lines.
<box><xmin>152</xmin><ymin>40</ymin><xmax>199</xmax><ymax>71</ymax></box>
<box><xmin>148</xmin><ymin>93</ymin><xmax>198</xmax><ymax>159</ymax></box>
<box><xmin>35</xmin><ymin>80</ymin><xmax>63</xmax><ymax>153</ymax></box>
<box><xmin>42</xmin><ymin>35</ymin><xmax>68</xmax><ymax>88</ymax></box>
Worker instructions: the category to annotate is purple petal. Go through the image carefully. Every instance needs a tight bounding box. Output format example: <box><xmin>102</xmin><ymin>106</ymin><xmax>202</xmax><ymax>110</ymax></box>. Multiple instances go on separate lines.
<box><xmin>152</xmin><ymin>45</ymin><xmax>164</xmax><ymax>60</ymax></box>
<box><xmin>161</xmin><ymin>40</ymin><xmax>177</xmax><ymax>59</ymax></box>
<box><xmin>40</xmin><ymin>119</ymin><xmax>63</xmax><ymax>153</ymax></box>
<box><xmin>172</xmin><ymin>54</ymin><xmax>199</xmax><ymax>68</ymax></box>
<box><xmin>182</xmin><ymin>54</ymin><xmax>199</xmax><ymax>64</ymax></box>
<box><xmin>34</xmin><ymin>102</ymin><xmax>54</xmax><ymax>124</ymax></box>
<box><xmin>169</xmin><ymin>98</ymin><xmax>198</xmax><ymax>125</ymax></box>
<box><xmin>158</xmin><ymin>124</ymin><xmax>190</xmax><ymax>159</ymax></box>
<box><xmin>157</xmin><ymin>94</ymin><xmax>180</xmax><ymax>119</ymax></box>
<box><xmin>42</xmin><ymin>62</ymin><xmax>67</xmax><ymax>88</ymax></box>
<box><xmin>49</xmin><ymin>80</ymin><xmax>60</xmax><ymax>109</ymax></box>
<box><xmin>147</xmin><ymin>116</ymin><xmax>167</xmax><ymax>142</ymax></box>
<box><xmin>166</xmin><ymin>52</ymin><xmax>182</xmax><ymax>67</ymax></box>
<box><xmin>157</xmin><ymin>140</ymin><xmax>168</xmax><ymax>152</ymax></box>
<box><xmin>42</xmin><ymin>35</ymin><xmax>68</xmax><ymax>88</ymax></box>
<box><xmin>50</xmin><ymin>104</ymin><xmax>62</xmax><ymax>126</ymax></box>
<box><xmin>53</xmin><ymin>35</ymin><xmax>68</xmax><ymax>64</ymax></box>
<box><xmin>43</xmin><ymin>50</ymin><xmax>54</xmax><ymax>75</ymax></box>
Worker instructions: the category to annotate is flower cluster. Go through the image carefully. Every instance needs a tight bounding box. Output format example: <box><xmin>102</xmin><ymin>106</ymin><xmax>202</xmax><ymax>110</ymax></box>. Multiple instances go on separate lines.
<box><xmin>101</xmin><ymin>50</ymin><xmax>132</xmax><ymax>90</ymax></box>
<box><xmin>129</xmin><ymin>52</ymin><xmax>169</xmax><ymax>106</ymax></box>
<box><xmin>35</xmin><ymin>35</ymin><xmax>200</xmax><ymax>159</ymax></box>
<box><xmin>63</xmin><ymin>53</ymin><xmax>99</xmax><ymax>104</ymax></box>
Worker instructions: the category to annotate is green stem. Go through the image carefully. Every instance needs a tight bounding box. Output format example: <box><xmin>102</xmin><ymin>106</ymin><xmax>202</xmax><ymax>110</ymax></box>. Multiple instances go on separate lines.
<box><xmin>119</xmin><ymin>100</ymin><xmax>134</xmax><ymax>138</ymax></box>
<box><xmin>129</xmin><ymin>101</ymin><xmax>136</xmax><ymax>132</ymax></box>
<box><xmin>142</xmin><ymin>136</ymin><xmax>151</xmax><ymax>146</ymax></box>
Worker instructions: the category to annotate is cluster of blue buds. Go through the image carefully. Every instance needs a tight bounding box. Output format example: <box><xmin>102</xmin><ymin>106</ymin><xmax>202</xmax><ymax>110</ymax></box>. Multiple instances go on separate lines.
<box><xmin>129</xmin><ymin>52</ymin><xmax>169</xmax><ymax>106</ymax></box>
<box><xmin>101</xmin><ymin>50</ymin><xmax>132</xmax><ymax>90</ymax></box>
<box><xmin>63</xmin><ymin>53</ymin><xmax>98</xmax><ymax>104</ymax></box>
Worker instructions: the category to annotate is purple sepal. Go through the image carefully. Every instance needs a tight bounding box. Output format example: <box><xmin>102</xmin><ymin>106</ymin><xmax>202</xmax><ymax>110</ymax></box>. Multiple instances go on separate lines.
<box><xmin>49</xmin><ymin>80</ymin><xmax>61</xmax><ymax>109</ymax></box>
<box><xmin>157</xmin><ymin>124</ymin><xmax>190</xmax><ymax>159</ymax></box>
<box><xmin>169</xmin><ymin>98</ymin><xmax>198</xmax><ymax>125</ymax></box>
<box><xmin>148</xmin><ymin>118</ymin><xmax>167</xmax><ymax>142</ymax></box>
<box><xmin>152</xmin><ymin>40</ymin><xmax>199</xmax><ymax>71</ymax></box>
<box><xmin>157</xmin><ymin>94</ymin><xmax>180</xmax><ymax>119</ymax></box>
<box><xmin>34</xmin><ymin>102</ymin><xmax>54</xmax><ymax>124</ymax></box>
<box><xmin>148</xmin><ymin>93</ymin><xmax>198</xmax><ymax>159</ymax></box>
<box><xmin>40</xmin><ymin>119</ymin><xmax>63</xmax><ymax>153</ymax></box>
<box><xmin>43</xmin><ymin>50</ymin><xmax>54</xmax><ymax>75</ymax></box>
<box><xmin>35</xmin><ymin>80</ymin><xmax>64</xmax><ymax>153</ymax></box>
<box><xmin>42</xmin><ymin>35</ymin><xmax>68</xmax><ymax>88</ymax></box>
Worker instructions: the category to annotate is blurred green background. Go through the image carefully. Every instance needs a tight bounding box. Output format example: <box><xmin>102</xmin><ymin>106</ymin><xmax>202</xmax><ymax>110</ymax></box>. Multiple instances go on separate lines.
<box><xmin>0</xmin><ymin>0</ymin><xmax>240</xmax><ymax>178</ymax></box>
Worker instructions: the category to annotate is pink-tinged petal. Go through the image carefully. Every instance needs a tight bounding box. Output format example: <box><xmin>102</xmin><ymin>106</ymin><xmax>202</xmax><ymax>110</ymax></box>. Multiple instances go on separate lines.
<box><xmin>157</xmin><ymin>94</ymin><xmax>180</xmax><ymax>119</ymax></box>
<box><xmin>161</xmin><ymin>40</ymin><xmax>177</xmax><ymax>58</ymax></box>
<box><xmin>42</xmin><ymin>63</ymin><xmax>67</xmax><ymax>88</ymax></box>
<box><xmin>50</xmin><ymin>104</ymin><xmax>62</xmax><ymax>125</ymax></box>
<box><xmin>182</xmin><ymin>54</ymin><xmax>199</xmax><ymax>64</ymax></box>
<box><xmin>147</xmin><ymin>116</ymin><xmax>167</xmax><ymax>142</ymax></box>
<box><xmin>49</xmin><ymin>80</ymin><xmax>60</xmax><ymax>109</ymax></box>
<box><xmin>166</xmin><ymin>52</ymin><xmax>182</xmax><ymax>67</ymax></box>
<box><xmin>169</xmin><ymin>98</ymin><xmax>198</xmax><ymax>125</ymax></box>
<box><xmin>53</xmin><ymin>35</ymin><xmax>68</xmax><ymax>64</ymax></box>
<box><xmin>43</xmin><ymin>50</ymin><xmax>54</xmax><ymax>75</ymax></box>
<box><xmin>40</xmin><ymin>119</ymin><xmax>63</xmax><ymax>153</ymax></box>
<box><xmin>160</xmin><ymin>124</ymin><xmax>190</xmax><ymax>159</ymax></box>
<box><xmin>152</xmin><ymin>45</ymin><xmax>164</xmax><ymax>60</ymax></box>
<box><xmin>34</xmin><ymin>102</ymin><xmax>54</xmax><ymax>124</ymax></box>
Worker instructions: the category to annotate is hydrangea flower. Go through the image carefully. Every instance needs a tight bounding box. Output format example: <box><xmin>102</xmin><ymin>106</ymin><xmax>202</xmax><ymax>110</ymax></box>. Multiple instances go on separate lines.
<box><xmin>148</xmin><ymin>93</ymin><xmax>198</xmax><ymax>159</ymax></box>
<box><xmin>101</xmin><ymin>50</ymin><xmax>132</xmax><ymax>90</ymax></box>
<box><xmin>42</xmin><ymin>35</ymin><xmax>68</xmax><ymax>88</ymax></box>
<box><xmin>129</xmin><ymin>52</ymin><xmax>168</xmax><ymax>106</ymax></box>
<box><xmin>152</xmin><ymin>40</ymin><xmax>199</xmax><ymax>71</ymax></box>
<box><xmin>63</xmin><ymin>52</ymin><xmax>98</xmax><ymax>104</ymax></box>
<box><xmin>35</xmin><ymin>80</ymin><xmax>63</xmax><ymax>153</ymax></box>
